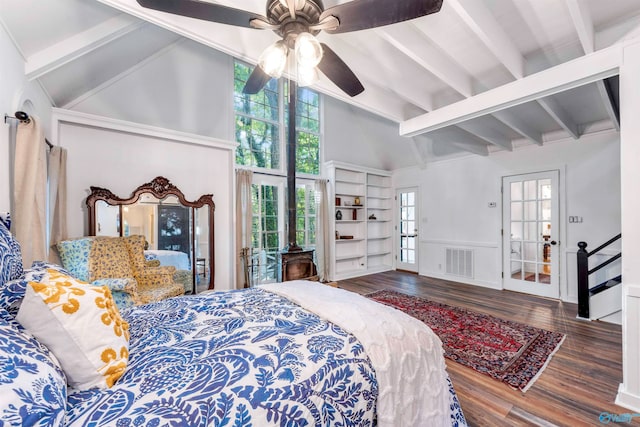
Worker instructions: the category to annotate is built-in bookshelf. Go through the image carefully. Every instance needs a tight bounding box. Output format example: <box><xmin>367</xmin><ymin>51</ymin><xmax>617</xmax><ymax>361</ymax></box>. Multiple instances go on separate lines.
<box><xmin>325</xmin><ymin>161</ymin><xmax>393</xmax><ymax>280</ymax></box>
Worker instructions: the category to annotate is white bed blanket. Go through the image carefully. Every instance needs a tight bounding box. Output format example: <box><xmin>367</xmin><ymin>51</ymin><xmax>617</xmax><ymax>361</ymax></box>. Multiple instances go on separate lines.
<box><xmin>261</xmin><ymin>281</ymin><xmax>451</xmax><ymax>427</ymax></box>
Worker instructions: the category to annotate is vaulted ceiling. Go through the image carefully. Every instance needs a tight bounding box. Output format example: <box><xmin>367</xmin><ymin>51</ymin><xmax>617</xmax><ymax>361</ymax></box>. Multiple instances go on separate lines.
<box><xmin>1</xmin><ymin>0</ymin><xmax>636</xmax><ymax>165</ymax></box>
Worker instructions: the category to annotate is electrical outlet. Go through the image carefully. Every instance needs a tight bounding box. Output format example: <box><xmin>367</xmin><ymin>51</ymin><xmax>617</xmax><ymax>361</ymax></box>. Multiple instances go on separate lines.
<box><xmin>438</xmin><ymin>263</ymin><xmax>442</xmax><ymax>270</ymax></box>
<box><xmin>488</xmin><ymin>202</ymin><xmax>497</xmax><ymax>208</ymax></box>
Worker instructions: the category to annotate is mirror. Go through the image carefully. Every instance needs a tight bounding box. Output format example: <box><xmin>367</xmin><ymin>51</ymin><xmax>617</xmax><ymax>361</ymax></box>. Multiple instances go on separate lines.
<box><xmin>86</xmin><ymin>176</ymin><xmax>215</xmax><ymax>292</ymax></box>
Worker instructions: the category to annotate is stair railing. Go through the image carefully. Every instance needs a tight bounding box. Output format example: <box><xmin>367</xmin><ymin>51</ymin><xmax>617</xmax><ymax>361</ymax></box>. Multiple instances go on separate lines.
<box><xmin>576</xmin><ymin>233</ymin><xmax>622</xmax><ymax>319</ymax></box>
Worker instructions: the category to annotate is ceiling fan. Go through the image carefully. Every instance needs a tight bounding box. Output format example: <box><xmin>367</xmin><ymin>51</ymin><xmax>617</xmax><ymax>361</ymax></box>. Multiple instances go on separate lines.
<box><xmin>137</xmin><ymin>0</ymin><xmax>443</xmax><ymax>96</ymax></box>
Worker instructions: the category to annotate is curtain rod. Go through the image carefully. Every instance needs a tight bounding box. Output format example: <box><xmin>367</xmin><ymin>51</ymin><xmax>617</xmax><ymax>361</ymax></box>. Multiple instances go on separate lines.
<box><xmin>4</xmin><ymin>111</ymin><xmax>53</xmax><ymax>149</ymax></box>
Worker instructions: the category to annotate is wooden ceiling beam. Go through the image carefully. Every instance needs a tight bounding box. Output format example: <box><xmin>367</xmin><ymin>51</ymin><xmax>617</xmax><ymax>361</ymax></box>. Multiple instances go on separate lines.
<box><xmin>449</xmin><ymin>0</ymin><xmax>580</xmax><ymax>139</ymax></box>
<box><xmin>455</xmin><ymin>120</ymin><xmax>513</xmax><ymax>151</ymax></box>
<box><xmin>566</xmin><ymin>0</ymin><xmax>620</xmax><ymax>131</ymax></box>
<box><xmin>447</xmin><ymin>0</ymin><xmax>523</xmax><ymax>79</ymax></box>
<box><xmin>377</xmin><ymin>24</ymin><xmax>473</xmax><ymax>98</ymax></box>
<box><xmin>400</xmin><ymin>45</ymin><xmax>621</xmax><ymax>136</ymax></box>
<box><xmin>25</xmin><ymin>14</ymin><xmax>144</xmax><ymax>81</ymax></box>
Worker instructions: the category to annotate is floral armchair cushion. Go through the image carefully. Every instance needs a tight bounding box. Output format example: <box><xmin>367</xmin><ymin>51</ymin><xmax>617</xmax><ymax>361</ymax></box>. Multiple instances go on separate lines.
<box><xmin>57</xmin><ymin>236</ymin><xmax>183</xmax><ymax>308</ymax></box>
<box><xmin>57</xmin><ymin>237</ymin><xmax>139</xmax><ymax>309</ymax></box>
<box><xmin>0</xmin><ymin>307</ymin><xmax>67</xmax><ymax>426</ymax></box>
<box><xmin>55</xmin><ymin>237</ymin><xmax>92</xmax><ymax>282</ymax></box>
<box><xmin>122</xmin><ymin>235</ymin><xmax>184</xmax><ymax>304</ymax></box>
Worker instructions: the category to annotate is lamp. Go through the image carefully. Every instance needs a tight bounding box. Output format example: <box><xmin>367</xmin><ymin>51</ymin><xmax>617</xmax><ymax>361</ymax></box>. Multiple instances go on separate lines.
<box><xmin>295</xmin><ymin>32</ymin><xmax>323</xmax><ymax>68</ymax></box>
<box><xmin>258</xmin><ymin>40</ymin><xmax>289</xmax><ymax>78</ymax></box>
<box><xmin>297</xmin><ymin>64</ymin><xmax>319</xmax><ymax>87</ymax></box>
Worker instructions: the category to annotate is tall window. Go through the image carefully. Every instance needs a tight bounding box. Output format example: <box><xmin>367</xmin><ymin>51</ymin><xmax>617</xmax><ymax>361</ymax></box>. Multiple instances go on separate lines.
<box><xmin>235</xmin><ymin>61</ymin><xmax>321</xmax><ymax>282</ymax></box>
<box><xmin>284</xmin><ymin>83</ymin><xmax>321</xmax><ymax>175</ymax></box>
<box><xmin>234</xmin><ymin>62</ymin><xmax>280</xmax><ymax>169</ymax></box>
<box><xmin>296</xmin><ymin>183</ymin><xmax>316</xmax><ymax>247</ymax></box>
<box><xmin>251</xmin><ymin>183</ymin><xmax>281</xmax><ymax>282</ymax></box>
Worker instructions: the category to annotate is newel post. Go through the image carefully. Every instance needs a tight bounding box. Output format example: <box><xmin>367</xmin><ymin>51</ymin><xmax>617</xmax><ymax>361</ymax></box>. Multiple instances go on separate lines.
<box><xmin>577</xmin><ymin>241</ymin><xmax>589</xmax><ymax>319</ymax></box>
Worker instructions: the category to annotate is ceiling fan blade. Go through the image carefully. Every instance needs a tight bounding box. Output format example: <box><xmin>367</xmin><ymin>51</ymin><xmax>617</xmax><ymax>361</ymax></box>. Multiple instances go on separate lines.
<box><xmin>320</xmin><ymin>0</ymin><xmax>443</xmax><ymax>34</ymax></box>
<box><xmin>242</xmin><ymin>66</ymin><xmax>273</xmax><ymax>94</ymax></box>
<box><xmin>317</xmin><ymin>43</ymin><xmax>364</xmax><ymax>97</ymax></box>
<box><xmin>137</xmin><ymin>0</ymin><xmax>267</xmax><ymax>29</ymax></box>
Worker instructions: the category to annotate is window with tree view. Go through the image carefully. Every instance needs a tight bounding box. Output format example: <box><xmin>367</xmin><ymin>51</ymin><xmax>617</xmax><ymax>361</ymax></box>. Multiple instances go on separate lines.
<box><xmin>285</xmin><ymin>83</ymin><xmax>321</xmax><ymax>175</ymax></box>
<box><xmin>235</xmin><ymin>61</ymin><xmax>321</xmax><ymax>283</ymax></box>
<box><xmin>234</xmin><ymin>62</ymin><xmax>280</xmax><ymax>169</ymax></box>
<box><xmin>251</xmin><ymin>183</ymin><xmax>280</xmax><ymax>282</ymax></box>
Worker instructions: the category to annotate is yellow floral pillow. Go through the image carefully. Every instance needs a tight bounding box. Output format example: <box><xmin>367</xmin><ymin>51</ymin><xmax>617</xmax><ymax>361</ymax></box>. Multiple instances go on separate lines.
<box><xmin>16</xmin><ymin>269</ymin><xmax>129</xmax><ymax>390</ymax></box>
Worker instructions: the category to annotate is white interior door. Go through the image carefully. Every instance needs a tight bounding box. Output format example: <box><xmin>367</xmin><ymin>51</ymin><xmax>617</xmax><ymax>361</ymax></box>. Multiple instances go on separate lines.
<box><xmin>503</xmin><ymin>171</ymin><xmax>560</xmax><ymax>298</ymax></box>
<box><xmin>397</xmin><ymin>188</ymin><xmax>419</xmax><ymax>272</ymax></box>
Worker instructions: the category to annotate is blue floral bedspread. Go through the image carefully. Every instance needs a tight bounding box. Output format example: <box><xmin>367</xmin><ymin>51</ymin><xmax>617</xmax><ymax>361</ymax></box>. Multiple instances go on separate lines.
<box><xmin>64</xmin><ymin>288</ymin><xmax>465</xmax><ymax>426</ymax></box>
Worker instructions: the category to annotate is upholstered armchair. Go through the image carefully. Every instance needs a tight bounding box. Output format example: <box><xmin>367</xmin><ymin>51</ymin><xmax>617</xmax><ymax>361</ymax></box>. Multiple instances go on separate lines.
<box><xmin>56</xmin><ymin>235</ymin><xmax>184</xmax><ymax>309</ymax></box>
<box><xmin>121</xmin><ymin>235</ymin><xmax>185</xmax><ymax>304</ymax></box>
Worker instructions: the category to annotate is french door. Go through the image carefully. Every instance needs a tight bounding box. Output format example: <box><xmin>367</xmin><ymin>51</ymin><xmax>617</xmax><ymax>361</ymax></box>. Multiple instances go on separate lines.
<box><xmin>502</xmin><ymin>171</ymin><xmax>559</xmax><ymax>298</ymax></box>
<box><xmin>397</xmin><ymin>188</ymin><xmax>419</xmax><ymax>272</ymax></box>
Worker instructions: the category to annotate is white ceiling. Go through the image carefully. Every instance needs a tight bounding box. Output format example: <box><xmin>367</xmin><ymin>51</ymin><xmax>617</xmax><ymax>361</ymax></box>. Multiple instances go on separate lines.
<box><xmin>1</xmin><ymin>0</ymin><xmax>636</xmax><ymax>164</ymax></box>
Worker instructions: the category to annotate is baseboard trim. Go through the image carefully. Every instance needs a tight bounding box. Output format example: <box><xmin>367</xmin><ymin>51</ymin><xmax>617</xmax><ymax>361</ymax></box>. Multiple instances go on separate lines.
<box><xmin>616</xmin><ymin>384</ymin><xmax>640</xmax><ymax>412</ymax></box>
<box><xmin>419</xmin><ymin>271</ymin><xmax>501</xmax><ymax>290</ymax></box>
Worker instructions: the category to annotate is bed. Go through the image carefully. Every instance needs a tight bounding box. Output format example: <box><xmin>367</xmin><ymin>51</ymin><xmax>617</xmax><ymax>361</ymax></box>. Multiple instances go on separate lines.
<box><xmin>144</xmin><ymin>249</ymin><xmax>191</xmax><ymax>270</ymax></box>
<box><xmin>0</xmin><ymin>214</ymin><xmax>466</xmax><ymax>426</ymax></box>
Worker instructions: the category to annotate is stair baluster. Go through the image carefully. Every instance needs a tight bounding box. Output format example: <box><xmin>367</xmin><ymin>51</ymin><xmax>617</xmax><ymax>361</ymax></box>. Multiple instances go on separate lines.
<box><xmin>576</xmin><ymin>234</ymin><xmax>621</xmax><ymax>320</ymax></box>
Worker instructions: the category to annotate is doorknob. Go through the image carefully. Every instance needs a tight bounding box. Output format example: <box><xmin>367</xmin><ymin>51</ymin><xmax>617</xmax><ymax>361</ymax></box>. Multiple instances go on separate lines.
<box><xmin>550</xmin><ymin>240</ymin><xmax>557</xmax><ymax>245</ymax></box>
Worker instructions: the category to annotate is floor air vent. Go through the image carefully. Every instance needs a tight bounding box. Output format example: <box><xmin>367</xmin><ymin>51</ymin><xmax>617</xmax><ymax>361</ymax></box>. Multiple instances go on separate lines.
<box><xmin>446</xmin><ymin>248</ymin><xmax>474</xmax><ymax>278</ymax></box>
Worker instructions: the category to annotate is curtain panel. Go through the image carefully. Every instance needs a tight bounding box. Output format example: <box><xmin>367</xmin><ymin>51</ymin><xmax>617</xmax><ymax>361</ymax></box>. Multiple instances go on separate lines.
<box><xmin>235</xmin><ymin>169</ymin><xmax>253</xmax><ymax>288</ymax></box>
<box><xmin>48</xmin><ymin>146</ymin><xmax>68</xmax><ymax>263</ymax></box>
<box><xmin>315</xmin><ymin>179</ymin><xmax>330</xmax><ymax>282</ymax></box>
<box><xmin>14</xmin><ymin>116</ymin><xmax>47</xmax><ymax>266</ymax></box>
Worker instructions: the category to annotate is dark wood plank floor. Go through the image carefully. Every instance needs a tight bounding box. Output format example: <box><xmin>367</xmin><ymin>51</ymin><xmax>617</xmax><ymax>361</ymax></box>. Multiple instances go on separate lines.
<box><xmin>337</xmin><ymin>270</ymin><xmax>636</xmax><ymax>427</ymax></box>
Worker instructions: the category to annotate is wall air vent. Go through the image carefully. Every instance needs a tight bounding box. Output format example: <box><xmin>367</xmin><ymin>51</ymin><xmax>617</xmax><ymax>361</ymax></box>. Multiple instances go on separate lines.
<box><xmin>445</xmin><ymin>248</ymin><xmax>474</xmax><ymax>278</ymax></box>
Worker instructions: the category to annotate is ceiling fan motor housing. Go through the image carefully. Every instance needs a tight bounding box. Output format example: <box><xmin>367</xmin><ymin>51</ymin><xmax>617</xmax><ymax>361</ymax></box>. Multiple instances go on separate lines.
<box><xmin>267</xmin><ymin>0</ymin><xmax>324</xmax><ymax>44</ymax></box>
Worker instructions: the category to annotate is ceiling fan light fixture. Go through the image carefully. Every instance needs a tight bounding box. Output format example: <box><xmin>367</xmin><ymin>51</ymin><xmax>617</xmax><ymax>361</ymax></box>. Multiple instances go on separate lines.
<box><xmin>297</xmin><ymin>64</ymin><xmax>319</xmax><ymax>87</ymax></box>
<box><xmin>278</xmin><ymin>0</ymin><xmax>306</xmax><ymax>11</ymax></box>
<box><xmin>295</xmin><ymin>32</ymin><xmax>323</xmax><ymax>68</ymax></box>
<box><xmin>259</xmin><ymin>40</ymin><xmax>289</xmax><ymax>78</ymax></box>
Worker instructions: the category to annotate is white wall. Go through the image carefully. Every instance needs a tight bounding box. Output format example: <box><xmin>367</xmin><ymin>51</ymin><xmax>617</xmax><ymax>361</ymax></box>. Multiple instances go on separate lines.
<box><xmin>393</xmin><ymin>130</ymin><xmax>621</xmax><ymax>302</ymax></box>
<box><xmin>0</xmin><ymin>22</ymin><xmax>53</xmax><ymax>213</ymax></box>
<box><xmin>70</xmin><ymin>39</ymin><xmax>234</xmax><ymax>141</ymax></box>
<box><xmin>55</xmin><ymin>113</ymin><xmax>236</xmax><ymax>290</ymax></box>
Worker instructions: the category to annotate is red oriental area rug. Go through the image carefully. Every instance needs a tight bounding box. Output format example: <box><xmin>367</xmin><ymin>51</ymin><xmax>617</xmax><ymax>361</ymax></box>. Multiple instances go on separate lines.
<box><xmin>366</xmin><ymin>289</ymin><xmax>565</xmax><ymax>392</ymax></box>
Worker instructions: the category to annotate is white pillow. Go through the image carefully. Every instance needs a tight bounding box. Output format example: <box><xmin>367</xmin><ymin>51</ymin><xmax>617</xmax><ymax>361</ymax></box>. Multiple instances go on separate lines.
<box><xmin>16</xmin><ymin>269</ymin><xmax>130</xmax><ymax>390</ymax></box>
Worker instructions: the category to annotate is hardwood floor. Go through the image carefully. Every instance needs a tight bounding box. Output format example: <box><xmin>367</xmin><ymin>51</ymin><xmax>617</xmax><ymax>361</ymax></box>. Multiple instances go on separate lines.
<box><xmin>337</xmin><ymin>270</ymin><xmax>634</xmax><ymax>427</ymax></box>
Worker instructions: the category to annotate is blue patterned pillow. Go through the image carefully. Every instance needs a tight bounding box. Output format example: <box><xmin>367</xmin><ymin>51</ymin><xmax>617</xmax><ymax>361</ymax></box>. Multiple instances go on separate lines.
<box><xmin>0</xmin><ymin>263</ymin><xmax>73</xmax><ymax>318</ymax></box>
<box><xmin>0</xmin><ymin>307</ymin><xmax>67</xmax><ymax>426</ymax></box>
<box><xmin>91</xmin><ymin>278</ymin><xmax>138</xmax><ymax>309</ymax></box>
<box><xmin>55</xmin><ymin>238</ymin><xmax>92</xmax><ymax>282</ymax></box>
<box><xmin>0</xmin><ymin>212</ymin><xmax>24</xmax><ymax>287</ymax></box>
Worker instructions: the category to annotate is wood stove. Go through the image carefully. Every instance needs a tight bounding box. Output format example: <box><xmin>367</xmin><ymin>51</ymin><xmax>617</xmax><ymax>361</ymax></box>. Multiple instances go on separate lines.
<box><xmin>278</xmin><ymin>248</ymin><xmax>318</xmax><ymax>282</ymax></box>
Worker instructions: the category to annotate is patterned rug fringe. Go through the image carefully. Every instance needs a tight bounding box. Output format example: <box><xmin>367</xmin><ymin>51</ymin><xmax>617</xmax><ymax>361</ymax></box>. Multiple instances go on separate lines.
<box><xmin>521</xmin><ymin>334</ymin><xmax>566</xmax><ymax>393</ymax></box>
<box><xmin>366</xmin><ymin>289</ymin><xmax>566</xmax><ymax>392</ymax></box>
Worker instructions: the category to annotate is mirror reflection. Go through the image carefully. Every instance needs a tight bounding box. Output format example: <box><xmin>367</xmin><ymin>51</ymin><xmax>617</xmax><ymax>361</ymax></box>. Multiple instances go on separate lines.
<box><xmin>88</xmin><ymin>177</ymin><xmax>215</xmax><ymax>292</ymax></box>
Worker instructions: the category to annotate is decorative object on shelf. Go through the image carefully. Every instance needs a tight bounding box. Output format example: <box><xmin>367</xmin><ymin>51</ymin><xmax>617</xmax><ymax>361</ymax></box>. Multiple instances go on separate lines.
<box><xmin>335</xmin><ymin>197</ymin><xmax>341</xmax><ymax>206</ymax></box>
<box><xmin>354</xmin><ymin>196</ymin><xmax>361</xmax><ymax>206</ymax></box>
<box><xmin>335</xmin><ymin>210</ymin><xmax>342</xmax><ymax>220</ymax></box>
<box><xmin>352</xmin><ymin>209</ymin><xmax>357</xmax><ymax>221</ymax></box>
<box><xmin>335</xmin><ymin>230</ymin><xmax>340</xmax><ymax>239</ymax></box>
<box><xmin>368</xmin><ymin>214</ymin><xmax>377</xmax><ymax>220</ymax></box>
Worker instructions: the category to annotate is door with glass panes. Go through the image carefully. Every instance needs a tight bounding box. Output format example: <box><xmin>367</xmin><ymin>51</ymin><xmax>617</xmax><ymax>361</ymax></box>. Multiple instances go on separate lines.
<box><xmin>502</xmin><ymin>171</ymin><xmax>559</xmax><ymax>298</ymax></box>
<box><xmin>397</xmin><ymin>188</ymin><xmax>419</xmax><ymax>272</ymax></box>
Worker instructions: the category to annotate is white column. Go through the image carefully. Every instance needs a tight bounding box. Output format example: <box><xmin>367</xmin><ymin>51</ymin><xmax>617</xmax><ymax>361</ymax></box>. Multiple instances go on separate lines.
<box><xmin>617</xmin><ymin>39</ymin><xmax>640</xmax><ymax>412</ymax></box>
